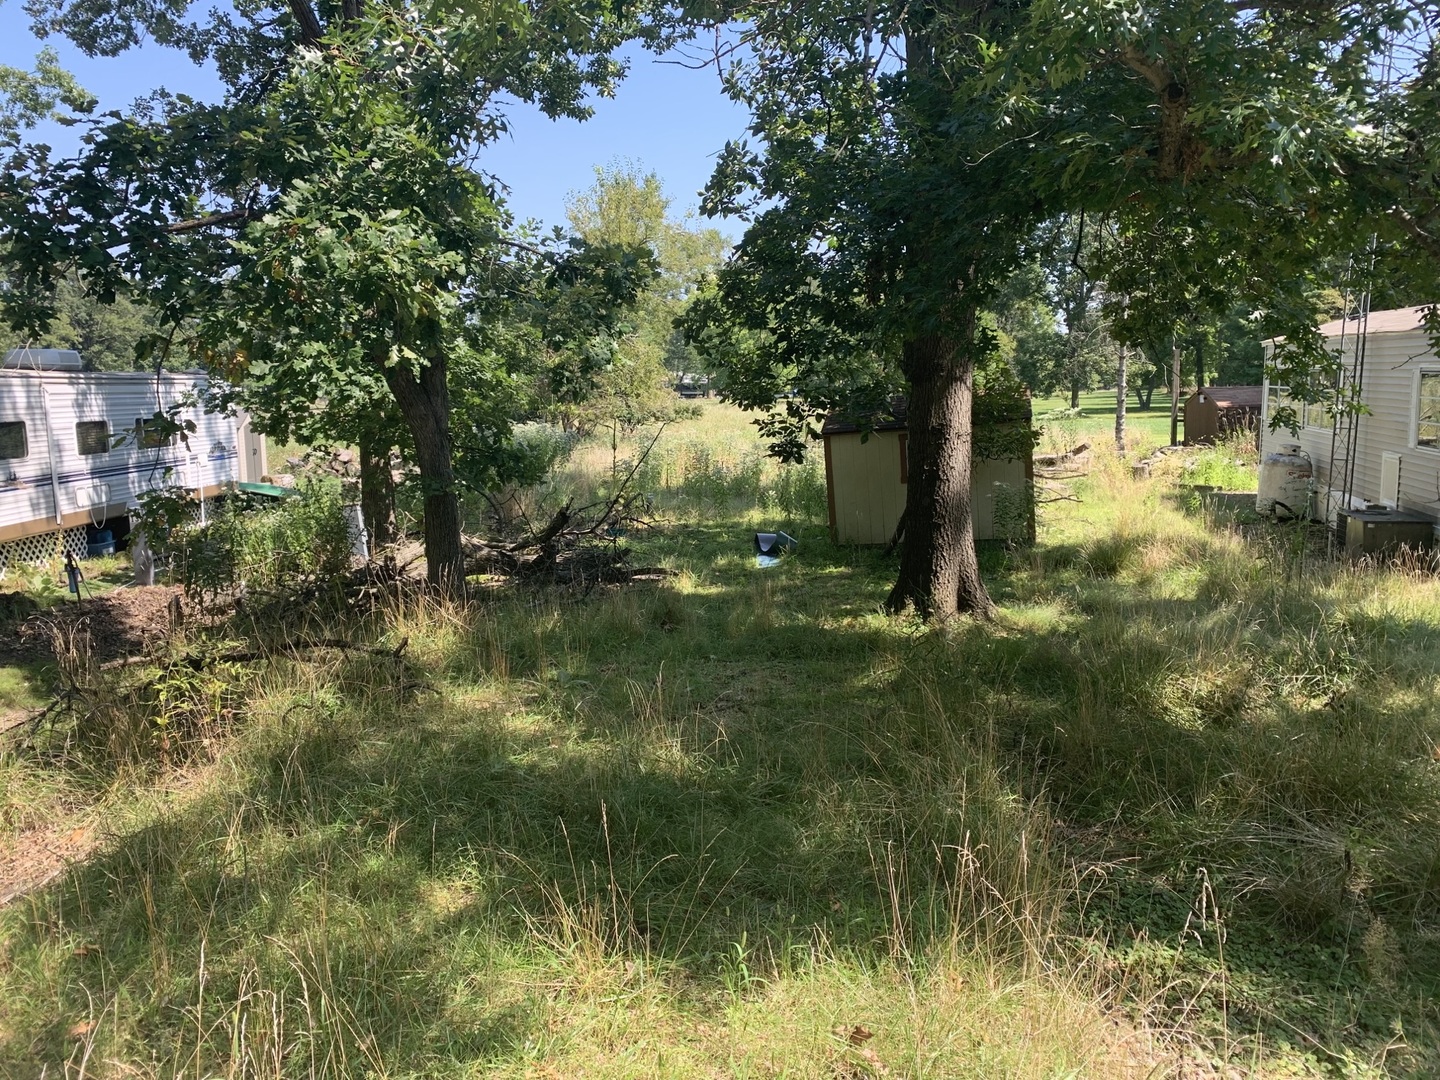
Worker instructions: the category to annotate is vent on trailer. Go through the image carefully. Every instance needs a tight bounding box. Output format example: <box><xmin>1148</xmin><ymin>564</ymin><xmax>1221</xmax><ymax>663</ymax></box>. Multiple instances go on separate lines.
<box><xmin>3</xmin><ymin>348</ymin><xmax>84</xmax><ymax>371</ymax></box>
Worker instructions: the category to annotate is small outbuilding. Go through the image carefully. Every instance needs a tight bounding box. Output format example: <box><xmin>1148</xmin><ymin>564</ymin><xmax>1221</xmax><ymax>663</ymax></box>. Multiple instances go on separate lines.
<box><xmin>821</xmin><ymin>397</ymin><xmax>1034</xmax><ymax>546</ymax></box>
<box><xmin>1183</xmin><ymin>385</ymin><xmax>1264</xmax><ymax>444</ymax></box>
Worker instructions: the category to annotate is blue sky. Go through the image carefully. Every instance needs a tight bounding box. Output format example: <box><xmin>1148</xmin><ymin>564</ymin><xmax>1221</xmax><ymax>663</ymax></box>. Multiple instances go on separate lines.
<box><xmin>0</xmin><ymin>9</ymin><xmax>751</xmax><ymax>238</ymax></box>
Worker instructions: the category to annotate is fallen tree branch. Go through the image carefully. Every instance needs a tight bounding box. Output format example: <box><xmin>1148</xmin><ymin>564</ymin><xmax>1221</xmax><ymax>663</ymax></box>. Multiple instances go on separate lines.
<box><xmin>1034</xmin><ymin>443</ymin><xmax>1091</xmax><ymax>467</ymax></box>
<box><xmin>98</xmin><ymin>635</ymin><xmax>411</xmax><ymax>673</ymax></box>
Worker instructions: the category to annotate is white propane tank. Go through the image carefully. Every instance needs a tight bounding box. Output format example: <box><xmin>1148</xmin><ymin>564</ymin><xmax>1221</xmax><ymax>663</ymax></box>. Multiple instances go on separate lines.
<box><xmin>1257</xmin><ymin>443</ymin><xmax>1313</xmax><ymax>518</ymax></box>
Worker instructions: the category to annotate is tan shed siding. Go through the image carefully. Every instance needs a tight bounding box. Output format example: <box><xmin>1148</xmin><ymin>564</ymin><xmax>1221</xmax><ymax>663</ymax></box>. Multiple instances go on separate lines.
<box><xmin>829</xmin><ymin>430</ymin><xmax>908</xmax><ymax>545</ymax></box>
<box><xmin>826</xmin><ymin>430</ymin><xmax>1027</xmax><ymax>544</ymax></box>
<box><xmin>972</xmin><ymin>458</ymin><xmax>1027</xmax><ymax>537</ymax></box>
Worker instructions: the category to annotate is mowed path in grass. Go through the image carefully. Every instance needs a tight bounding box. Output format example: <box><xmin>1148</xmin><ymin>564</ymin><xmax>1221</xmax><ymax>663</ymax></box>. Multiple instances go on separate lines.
<box><xmin>1</xmin><ymin>403</ymin><xmax>1437</xmax><ymax>1078</ymax></box>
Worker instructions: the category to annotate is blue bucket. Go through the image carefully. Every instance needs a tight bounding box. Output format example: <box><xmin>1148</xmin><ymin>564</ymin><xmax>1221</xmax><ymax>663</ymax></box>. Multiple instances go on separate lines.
<box><xmin>87</xmin><ymin>529</ymin><xmax>115</xmax><ymax>559</ymax></box>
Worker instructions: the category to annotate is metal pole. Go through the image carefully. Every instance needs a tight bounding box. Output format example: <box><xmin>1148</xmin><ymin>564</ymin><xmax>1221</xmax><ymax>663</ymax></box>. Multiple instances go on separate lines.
<box><xmin>39</xmin><ymin>386</ymin><xmax>63</xmax><ymax>525</ymax></box>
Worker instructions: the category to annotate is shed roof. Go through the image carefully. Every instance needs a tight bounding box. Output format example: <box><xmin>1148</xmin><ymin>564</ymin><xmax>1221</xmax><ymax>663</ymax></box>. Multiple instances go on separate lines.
<box><xmin>1317</xmin><ymin>305</ymin><xmax>1435</xmax><ymax>339</ymax></box>
<box><xmin>1189</xmin><ymin>385</ymin><xmax>1263</xmax><ymax>409</ymax></box>
<box><xmin>821</xmin><ymin>398</ymin><xmax>908</xmax><ymax>436</ymax></box>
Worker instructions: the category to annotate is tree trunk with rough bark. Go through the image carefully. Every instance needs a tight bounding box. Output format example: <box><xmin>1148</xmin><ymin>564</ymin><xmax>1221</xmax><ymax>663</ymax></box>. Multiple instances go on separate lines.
<box><xmin>358</xmin><ymin>432</ymin><xmax>396</xmax><ymax>552</ymax></box>
<box><xmin>886</xmin><ymin>319</ymin><xmax>995</xmax><ymax>621</ymax></box>
<box><xmin>385</xmin><ymin>356</ymin><xmax>466</xmax><ymax>596</ymax></box>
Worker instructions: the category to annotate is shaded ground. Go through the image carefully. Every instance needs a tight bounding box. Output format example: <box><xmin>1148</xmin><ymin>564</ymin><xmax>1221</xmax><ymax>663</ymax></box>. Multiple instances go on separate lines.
<box><xmin>0</xmin><ymin>584</ymin><xmax>183</xmax><ymax>666</ymax></box>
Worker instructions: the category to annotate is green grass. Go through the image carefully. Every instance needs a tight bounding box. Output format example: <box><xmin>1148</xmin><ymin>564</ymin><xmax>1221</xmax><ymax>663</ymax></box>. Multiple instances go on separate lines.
<box><xmin>1</xmin><ymin>406</ymin><xmax>1437</xmax><ymax>1078</ymax></box>
<box><xmin>1033</xmin><ymin>389</ymin><xmax>1179</xmax><ymax>454</ymax></box>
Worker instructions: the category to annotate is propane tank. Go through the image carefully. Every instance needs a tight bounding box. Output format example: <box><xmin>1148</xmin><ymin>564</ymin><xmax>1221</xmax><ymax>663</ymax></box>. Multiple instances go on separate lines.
<box><xmin>1257</xmin><ymin>443</ymin><xmax>1313</xmax><ymax>518</ymax></box>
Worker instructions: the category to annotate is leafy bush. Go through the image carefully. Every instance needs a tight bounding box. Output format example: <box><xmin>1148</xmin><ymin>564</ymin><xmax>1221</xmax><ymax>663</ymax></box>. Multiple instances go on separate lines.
<box><xmin>140</xmin><ymin>481</ymin><xmax>356</xmax><ymax>600</ymax></box>
<box><xmin>763</xmin><ymin>459</ymin><xmax>827</xmax><ymax>523</ymax></box>
<box><xmin>509</xmin><ymin>422</ymin><xmax>579</xmax><ymax>485</ymax></box>
<box><xmin>1183</xmin><ymin>449</ymin><xmax>1257</xmax><ymax>491</ymax></box>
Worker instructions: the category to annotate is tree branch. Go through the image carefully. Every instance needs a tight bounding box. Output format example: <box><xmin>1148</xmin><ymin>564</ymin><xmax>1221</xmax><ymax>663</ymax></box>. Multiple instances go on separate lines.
<box><xmin>161</xmin><ymin>207</ymin><xmax>258</xmax><ymax>236</ymax></box>
<box><xmin>1116</xmin><ymin>46</ymin><xmax>1190</xmax><ymax>180</ymax></box>
<box><xmin>288</xmin><ymin>0</ymin><xmax>325</xmax><ymax>48</ymax></box>
<box><xmin>1391</xmin><ymin>204</ymin><xmax>1440</xmax><ymax>261</ymax></box>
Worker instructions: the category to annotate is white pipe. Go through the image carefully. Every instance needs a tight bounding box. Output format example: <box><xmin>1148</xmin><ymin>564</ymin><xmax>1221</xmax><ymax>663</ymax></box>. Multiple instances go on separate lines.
<box><xmin>39</xmin><ymin>386</ymin><xmax>62</xmax><ymax>525</ymax></box>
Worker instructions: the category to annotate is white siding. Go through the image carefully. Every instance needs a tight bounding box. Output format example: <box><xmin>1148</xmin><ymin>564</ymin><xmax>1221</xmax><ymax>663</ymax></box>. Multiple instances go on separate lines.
<box><xmin>1263</xmin><ymin>327</ymin><xmax>1440</xmax><ymax>521</ymax></box>
<box><xmin>0</xmin><ymin>370</ymin><xmax>246</xmax><ymax>540</ymax></box>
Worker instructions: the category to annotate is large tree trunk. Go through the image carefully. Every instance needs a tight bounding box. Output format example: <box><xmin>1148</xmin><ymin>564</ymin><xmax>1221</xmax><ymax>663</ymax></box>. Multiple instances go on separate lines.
<box><xmin>1069</xmin><ymin>376</ymin><xmax>1081</xmax><ymax>409</ymax></box>
<box><xmin>1135</xmin><ymin>384</ymin><xmax>1155</xmax><ymax>410</ymax></box>
<box><xmin>385</xmin><ymin>356</ymin><xmax>466</xmax><ymax>597</ymax></box>
<box><xmin>887</xmin><ymin>321</ymin><xmax>995</xmax><ymax>621</ymax></box>
<box><xmin>358</xmin><ymin>431</ymin><xmax>396</xmax><ymax>552</ymax></box>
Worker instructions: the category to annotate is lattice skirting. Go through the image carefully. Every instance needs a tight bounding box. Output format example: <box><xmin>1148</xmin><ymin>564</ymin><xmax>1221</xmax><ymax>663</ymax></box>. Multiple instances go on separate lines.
<box><xmin>0</xmin><ymin>526</ymin><xmax>90</xmax><ymax>577</ymax></box>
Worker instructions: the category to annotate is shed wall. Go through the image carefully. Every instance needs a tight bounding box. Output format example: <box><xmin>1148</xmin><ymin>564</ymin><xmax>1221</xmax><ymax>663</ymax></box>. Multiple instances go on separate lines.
<box><xmin>1263</xmin><ymin>327</ymin><xmax>1440</xmax><ymax>521</ymax></box>
<box><xmin>825</xmin><ymin>430</ymin><xmax>1028</xmax><ymax>544</ymax></box>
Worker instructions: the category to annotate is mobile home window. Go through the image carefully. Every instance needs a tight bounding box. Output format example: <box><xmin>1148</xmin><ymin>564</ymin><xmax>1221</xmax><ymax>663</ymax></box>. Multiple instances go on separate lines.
<box><xmin>1303</xmin><ymin>398</ymin><xmax>1334</xmax><ymax>431</ymax></box>
<box><xmin>1418</xmin><ymin>373</ymin><xmax>1440</xmax><ymax>449</ymax></box>
<box><xmin>75</xmin><ymin>420</ymin><xmax>110</xmax><ymax>456</ymax></box>
<box><xmin>0</xmin><ymin>421</ymin><xmax>27</xmax><ymax>459</ymax></box>
<box><xmin>135</xmin><ymin>416</ymin><xmax>172</xmax><ymax>449</ymax></box>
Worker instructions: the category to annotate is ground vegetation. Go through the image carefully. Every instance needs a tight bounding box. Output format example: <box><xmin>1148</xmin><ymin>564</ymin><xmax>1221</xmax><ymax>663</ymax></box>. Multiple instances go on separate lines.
<box><xmin>1</xmin><ymin>404</ymin><xmax>1437</xmax><ymax>1076</ymax></box>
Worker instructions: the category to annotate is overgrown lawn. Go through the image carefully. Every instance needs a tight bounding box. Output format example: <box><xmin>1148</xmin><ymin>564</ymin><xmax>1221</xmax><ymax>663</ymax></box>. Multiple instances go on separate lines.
<box><xmin>1</xmin><ymin>405</ymin><xmax>1436</xmax><ymax>1078</ymax></box>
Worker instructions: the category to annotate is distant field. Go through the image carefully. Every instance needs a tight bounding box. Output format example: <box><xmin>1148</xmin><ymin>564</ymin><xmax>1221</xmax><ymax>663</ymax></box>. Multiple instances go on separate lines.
<box><xmin>1031</xmin><ymin>389</ymin><xmax>1179</xmax><ymax>455</ymax></box>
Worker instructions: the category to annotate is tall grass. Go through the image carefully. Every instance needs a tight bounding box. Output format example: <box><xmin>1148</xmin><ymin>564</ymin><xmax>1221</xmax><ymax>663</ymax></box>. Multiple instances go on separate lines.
<box><xmin>2</xmin><ymin>405</ymin><xmax>1439</xmax><ymax>1077</ymax></box>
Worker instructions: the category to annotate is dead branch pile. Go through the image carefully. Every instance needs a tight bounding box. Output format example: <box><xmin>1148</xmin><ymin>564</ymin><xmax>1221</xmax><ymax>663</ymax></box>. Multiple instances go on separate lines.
<box><xmin>1034</xmin><ymin>443</ymin><xmax>1092</xmax><ymax>481</ymax></box>
<box><xmin>462</xmin><ymin>423</ymin><xmax>675</xmax><ymax>589</ymax></box>
<box><xmin>2</xmin><ymin>616</ymin><xmax>425</xmax><ymax>762</ymax></box>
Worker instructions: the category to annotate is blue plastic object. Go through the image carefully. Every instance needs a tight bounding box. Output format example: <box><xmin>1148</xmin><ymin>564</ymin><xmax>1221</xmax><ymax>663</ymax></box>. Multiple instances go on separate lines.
<box><xmin>86</xmin><ymin>528</ymin><xmax>115</xmax><ymax>558</ymax></box>
<box><xmin>754</xmin><ymin>531</ymin><xmax>797</xmax><ymax>568</ymax></box>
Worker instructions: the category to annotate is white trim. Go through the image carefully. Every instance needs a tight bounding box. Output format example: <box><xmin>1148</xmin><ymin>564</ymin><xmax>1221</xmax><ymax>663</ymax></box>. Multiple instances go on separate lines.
<box><xmin>1410</xmin><ymin>367</ymin><xmax>1440</xmax><ymax>456</ymax></box>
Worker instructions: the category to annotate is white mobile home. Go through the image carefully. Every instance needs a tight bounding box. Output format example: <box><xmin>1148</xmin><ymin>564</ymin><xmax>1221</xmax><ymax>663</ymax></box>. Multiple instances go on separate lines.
<box><xmin>0</xmin><ymin>350</ymin><xmax>266</xmax><ymax>566</ymax></box>
<box><xmin>1262</xmin><ymin>305</ymin><xmax>1440</xmax><ymax>529</ymax></box>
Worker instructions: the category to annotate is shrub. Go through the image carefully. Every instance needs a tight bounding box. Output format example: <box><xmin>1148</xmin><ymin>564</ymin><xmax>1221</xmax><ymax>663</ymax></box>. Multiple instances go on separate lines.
<box><xmin>140</xmin><ymin>481</ymin><xmax>356</xmax><ymax>600</ymax></box>
<box><xmin>763</xmin><ymin>459</ymin><xmax>828</xmax><ymax>523</ymax></box>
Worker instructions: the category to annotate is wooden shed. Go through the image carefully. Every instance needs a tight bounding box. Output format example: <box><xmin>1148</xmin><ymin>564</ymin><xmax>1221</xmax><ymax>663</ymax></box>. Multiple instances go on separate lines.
<box><xmin>821</xmin><ymin>398</ymin><xmax>1034</xmax><ymax>546</ymax></box>
<box><xmin>1183</xmin><ymin>385</ymin><xmax>1263</xmax><ymax>444</ymax></box>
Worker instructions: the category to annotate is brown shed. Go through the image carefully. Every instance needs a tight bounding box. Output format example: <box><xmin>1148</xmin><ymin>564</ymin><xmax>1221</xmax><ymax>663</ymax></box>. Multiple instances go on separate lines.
<box><xmin>1183</xmin><ymin>385</ymin><xmax>1264</xmax><ymax>445</ymax></box>
<box><xmin>821</xmin><ymin>398</ymin><xmax>1034</xmax><ymax>546</ymax></box>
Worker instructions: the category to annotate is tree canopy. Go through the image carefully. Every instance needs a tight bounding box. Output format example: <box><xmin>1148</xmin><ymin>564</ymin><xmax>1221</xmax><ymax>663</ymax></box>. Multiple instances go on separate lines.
<box><xmin>0</xmin><ymin>0</ymin><xmax>661</xmax><ymax>592</ymax></box>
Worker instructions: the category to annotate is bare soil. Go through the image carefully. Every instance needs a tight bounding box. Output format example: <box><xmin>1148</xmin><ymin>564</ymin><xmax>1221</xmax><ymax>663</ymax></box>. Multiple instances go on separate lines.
<box><xmin>0</xmin><ymin>584</ymin><xmax>184</xmax><ymax>666</ymax></box>
<box><xmin>0</xmin><ymin>822</ymin><xmax>98</xmax><ymax>907</ymax></box>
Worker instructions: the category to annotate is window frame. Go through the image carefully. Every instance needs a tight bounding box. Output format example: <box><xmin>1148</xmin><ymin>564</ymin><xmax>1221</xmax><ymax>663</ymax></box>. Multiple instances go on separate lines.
<box><xmin>1413</xmin><ymin>368</ymin><xmax>1440</xmax><ymax>455</ymax></box>
<box><xmin>74</xmin><ymin>419</ymin><xmax>111</xmax><ymax>457</ymax></box>
<box><xmin>0</xmin><ymin>420</ymin><xmax>28</xmax><ymax>461</ymax></box>
<box><xmin>134</xmin><ymin>415</ymin><xmax>173</xmax><ymax>450</ymax></box>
